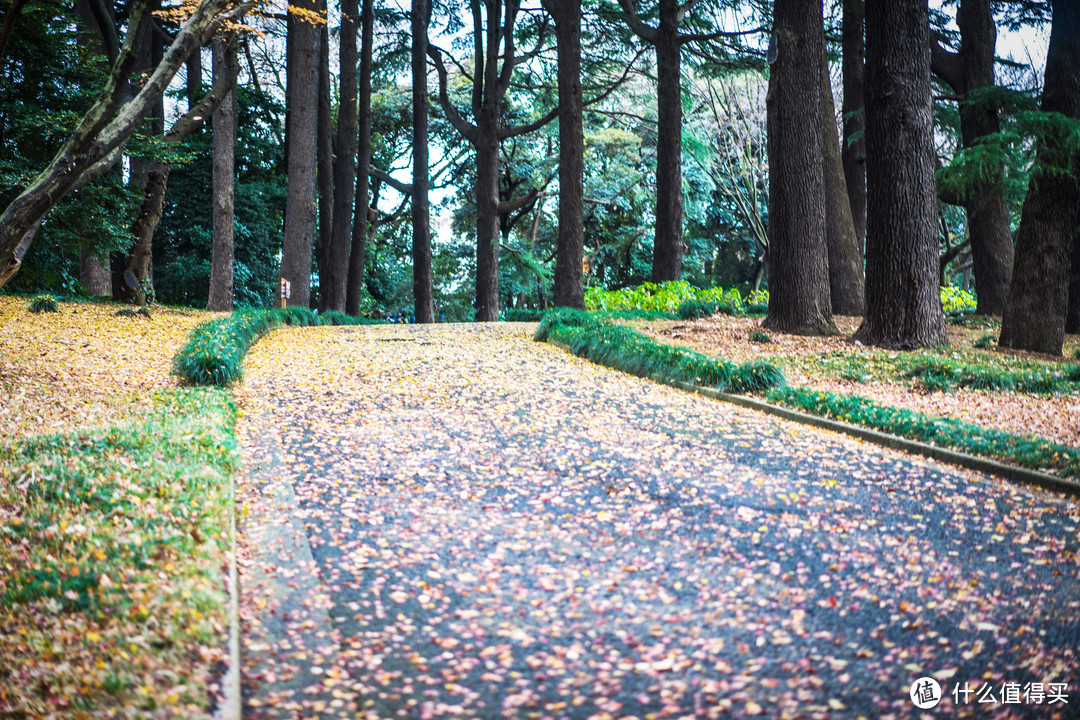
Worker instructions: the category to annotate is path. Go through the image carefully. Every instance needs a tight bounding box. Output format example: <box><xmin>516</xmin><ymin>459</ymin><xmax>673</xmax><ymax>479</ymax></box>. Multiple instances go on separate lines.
<box><xmin>236</xmin><ymin>323</ymin><xmax>1079</xmax><ymax>720</ymax></box>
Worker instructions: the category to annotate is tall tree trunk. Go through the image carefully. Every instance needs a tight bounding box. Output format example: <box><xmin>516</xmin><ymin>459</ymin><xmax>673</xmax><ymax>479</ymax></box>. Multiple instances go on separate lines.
<box><xmin>650</xmin><ymin>0</ymin><xmax>683</xmax><ymax>282</ymax></box>
<box><xmin>763</xmin><ymin>0</ymin><xmax>835</xmax><ymax>335</ymax></box>
<box><xmin>999</xmin><ymin>0</ymin><xmax>1080</xmax><ymax>355</ymax></box>
<box><xmin>207</xmin><ymin>32</ymin><xmax>236</xmax><ymax>311</ymax></box>
<box><xmin>411</xmin><ymin>0</ymin><xmax>435</xmax><ymax>323</ymax></box>
<box><xmin>475</xmin><ymin>114</ymin><xmax>501</xmax><ymax>321</ymax></box>
<box><xmin>321</xmin><ymin>0</ymin><xmax>359</xmax><ymax>313</ymax></box>
<box><xmin>822</xmin><ymin>56</ymin><xmax>864</xmax><ymax>316</ymax></box>
<box><xmin>280</xmin><ymin>0</ymin><xmax>322</xmax><ymax>308</ymax></box>
<box><xmin>346</xmin><ymin>0</ymin><xmax>374</xmax><ymax>316</ymax></box>
<box><xmin>79</xmin><ymin>250</ymin><xmax>111</xmax><ymax>295</ymax></box>
<box><xmin>315</xmin><ymin>23</ymin><xmax>334</xmax><ymax>310</ymax></box>
<box><xmin>841</xmin><ymin>0</ymin><xmax>866</xmax><ymax>252</ymax></box>
<box><xmin>957</xmin><ymin>0</ymin><xmax>1012</xmax><ymax>316</ymax></box>
<box><xmin>549</xmin><ymin>0</ymin><xmax>585</xmax><ymax>309</ymax></box>
<box><xmin>1067</xmin><ymin>230</ymin><xmax>1080</xmax><ymax>333</ymax></box>
<box><xmin>186</xmin><ymin>44</ymin><xmax>203</xmax><ymax>109</ymax></box>
<box><xmin>856</xmin><ymin>0</ymin><xmax>946</xmax><ymax>349</ymax></box>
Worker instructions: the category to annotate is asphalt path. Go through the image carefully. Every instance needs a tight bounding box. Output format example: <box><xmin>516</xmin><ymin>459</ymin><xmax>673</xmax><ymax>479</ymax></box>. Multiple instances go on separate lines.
<box><xmin>237</xmin><ymin>323</ymin><xmax>1079</xmax><ymax>720</ymax></box>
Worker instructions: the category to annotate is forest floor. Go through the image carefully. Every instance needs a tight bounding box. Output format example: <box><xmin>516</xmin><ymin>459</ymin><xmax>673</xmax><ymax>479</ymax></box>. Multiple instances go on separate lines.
<box><xmin>630</xmin><ymin>315</ymin><xmax>1080</xmax><ymax>449</ymax></box>
<box><xmin>238</xmin><ymin>322</ymin><xmax>1079</xmax><ymax>719</ymax></box>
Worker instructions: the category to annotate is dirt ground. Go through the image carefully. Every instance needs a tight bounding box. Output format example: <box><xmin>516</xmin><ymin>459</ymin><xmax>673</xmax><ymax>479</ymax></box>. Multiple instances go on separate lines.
<box><xmin>632</xmin><ymin>315</ymin><xmax>1080</xmax><ymax>449</ymax></box>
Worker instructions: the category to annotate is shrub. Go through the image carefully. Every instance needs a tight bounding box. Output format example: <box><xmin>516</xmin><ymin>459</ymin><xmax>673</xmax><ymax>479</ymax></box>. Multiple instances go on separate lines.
<box><xmin>504</xmin><ymin>308</ymin><xmax>546</xmax><ymax>322</ymax></box>
<box><xmin>28</xmin><ymin>295</ymin><xmax>59</xmax><ymax>313</ymax></box>
<box><xmin>940</xmin><ymin>286</ymin><xmax>977</xmax><ymax>315</ymax></box>
<box><xmin>749</xmin><ymin>330</ymin><xmax>771</xmax><ymax>344</ymax></box>
<box><xmin>973</xmin><ymin>334</ymin><xmax>996</xmax><ymax>349</ymax></box>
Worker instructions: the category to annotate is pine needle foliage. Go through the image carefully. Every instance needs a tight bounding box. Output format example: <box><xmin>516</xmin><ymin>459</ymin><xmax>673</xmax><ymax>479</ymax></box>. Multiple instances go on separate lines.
<box><xmin>535</xmin><ymin>308</ymin><xmax>786</xmax><ymax>394</ymax></box>
<box><xmin>174</xmin><ymin>308</ymin><xmax>384</xmax><ymax>386</ymax></box>
<box><xmin>768</xmin><ymin>387</ymin><xmax>1080</xmax><ymax>478</ymax></box>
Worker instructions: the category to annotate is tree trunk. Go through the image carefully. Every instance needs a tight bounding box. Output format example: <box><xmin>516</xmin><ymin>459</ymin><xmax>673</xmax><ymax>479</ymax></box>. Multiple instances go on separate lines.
<box><xmin>475</xmin><ymin>114</ymin><xmax>501</xmax><ymax>321</ymax></box>
<box><xmin>841</xmin><ymin>0</ymin><xmax>866</xmax><ymax>252</ymax></box>
<box><xmin>320</xmin><ymin>0</ymin><xmax>359</xmax><ymax>314</ymax></box>
<box><xmin>346</xmin><ymin>0</ymin><xmax>374</xmax><ymax>316</ymax></box>
<box><xmin>79</xmin><ymin>249</ymin><xmax>111</xmax><ymax>295</ymax></box>
<box><xmin>549</xmin><ymin>0</ymin><xmax>585</xmax><ymax>309</ymax></box>
<box><xmin>650</xmin><ymin>0</ymin><xmax>683</xmax><ymax>282</ymax></box>
<box><xmin>1067</xmin><ymin>229</ymin><xmax>1080</xmax><ymax>334</ymax></box>
<box><xmin>411</xmin><ymin>0</ymin><xmax>435</xmax><ymax>323</ymax></box>
<box><xmin>186</xmin><ymin>44</ymin><xmax>203</xmax><ymax>109</ymax></box>
<box><xmin>958</xmin><ymin>0</ymin><xmax>1013</xmax><ymax>316</ymax></box>
<box><xmin>999</xmin><ymin>0</ymin><xmax>1080</xmax><ymax>355</ymax></box>
<box><xmin>822</xmin><ymin>55</ymin><xmax>864</xmax><ymax>316</ymax></box>
<box><xmin>763</xmin><ymin>0</ymin><xmax>836</xmax><ymax>336</ymax></box>
<box><xmin>315</xmin><ymin>23</ymin><xmax>335</xmax><ymax>310</ymax></box>
<box><xmin>855</xmin><ymin>0</ymin><xmax>946</xmax><ymax>349</ymax></box>
<box><xmin>280</xmin><ymin>0</ymin><xmax>322</xmax><ymax>308</ymax></box>
<box><xmin>207</xmin><ymin>32</ymin><xmax>236</xmax><ymax>311</ymax></box>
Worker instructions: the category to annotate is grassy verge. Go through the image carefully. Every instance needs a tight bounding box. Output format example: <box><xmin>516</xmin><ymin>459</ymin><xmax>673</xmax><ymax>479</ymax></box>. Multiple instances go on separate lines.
<box><xmin>536</xmin><ymin>308</ymin><xmax>786</xmax><ymax>394</ymax></box>
<box><xmin>767</xmin><ymin>386</ymin><xmax>1080</xmax><ymax>478</ymax></box>
<box><xmin>0</xmin><ymin>388</ymin><xmax>237</xmax><ymax>717</ymax></box>
<box><xmin>174</xmin><ymin>306</ymin><xmax>382</xmax><ymax>386</ymax></box>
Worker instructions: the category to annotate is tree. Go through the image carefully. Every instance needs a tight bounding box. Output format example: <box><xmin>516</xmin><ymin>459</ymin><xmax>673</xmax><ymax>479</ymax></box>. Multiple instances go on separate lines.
<box><xmin>822</xmin><ymin>54</ymin><xmax>864</xmax><ymax>316</ymax></box>
<box><xmin>280</xmin><ymin>0</ymin><xmax>324</xmax><ymax>307</ymax></box>
<box><xmin>207</xmin><ymin>31</ymin><xmax>237</xmax><ymax>311</ymax></box>
<box><xmin>999</xmin><ymin>0</ymin><xmax>1079</xmax><ymax>355</ymax></box>
<box><xmin>429</xmin><ymin>0</ymin><xmax>556</xmax><ymax>321</ymax></box>
<box><xmin>762</xmin><ymin>0</ymin><xmax>836</xmax><ymax>335</ymax></box>
<box><xmin>855</xmin><ymin>0</ymin><xmax>946</xmax><ymax>349</ymax></box>
<box><xmin>346</xmin><ymin>0</ymin><xmax>375</xmax><ymax>316</ymax></box>
<box><xmin>315</xmin><ymin>21</ymin><xmax>334</xmax><ymax>309</ymax></box>
<box><xmin>411</xmin><ymin>0</ymin><xmax>435</xmax><ymax>323</ymax></box>
<box><xmin>543</xmin><ymin>0</ymin><xmax>585</xmax><ymax>309</ymax></box>
<box><xmin>931</xmin><ymin>0</ymin><xmax>1014</xmax><ymax>315</ymax></box>
<box><xmin>841</xmin><ymin>0</ymin><xmax>866</xmax><ymax>250</ymax></box>
<box><xmin>0</xmin><ymin>0</ymin><xmax>253</xmax><ymax>291</ymax></box>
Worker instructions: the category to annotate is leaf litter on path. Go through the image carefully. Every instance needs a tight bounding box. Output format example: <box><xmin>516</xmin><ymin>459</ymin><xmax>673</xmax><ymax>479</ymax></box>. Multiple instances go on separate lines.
<box><xmin>238</xmin><ymin>323</ymin><xmax>1080</xmax><ymax>720</ymax></box>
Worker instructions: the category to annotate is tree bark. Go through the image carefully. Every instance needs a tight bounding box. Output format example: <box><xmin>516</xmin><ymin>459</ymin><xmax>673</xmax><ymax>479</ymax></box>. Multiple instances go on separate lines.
<box><xmin>999</xmin><ymin>0</ymin><xmax>1080</xmax><ymax>355</ymax></box>
<box><xmin>315</xmin><ymin>22</ymin><xmax>335</xmax><ymax>310</ymax></box>
<box><xmin>0</xmin><ymin>0</ymin><xmax>252</xmax><ymax>291</ymax></box>
<box><xmin>1067</xmin><ymin>229</ymin><xmax>1080</xmax><ymax>334</ymax></box>
<box><xmin>650</xmin><ymin>0</ymin><xmax>684</xmax><ymax>282</ymax></box>
<box><xmin>931</xmin><ymin>0</ymin><xmax>1013</xmax><ymax>315</ymax></box>
<box><xmin>411</xmin><ymin>0</ymin><xmax>435</xmax><ymax>323</ymax></box>
<box><xmin>318</xmin><ymin>0</ymin><xmax>359</xmax><ymax>313</ymax></box>
<box><xmin>346</xmin><ymin>0</ymin><xmax>374</xmax><ymax>316</ymax></box>
<box><xmin>280</xmin><ymin>0</ymin><xmax>323</xmax><ymax>308</ymax></box>
<box><xmin>207</xmin><ymin>32</ymin><xmax>236</xmax><ymax>311</ymax></box>
<box><xmin>763</xmin><ymin>0</ymin><xmax>836</xmax><ymax>336</ymax></box>
<box><xmin>855</xmin><ymin>0</ymin><xmax>946</xmax><ymax>349</ymax></box>
<box><xmin>841</xmin><ymin>0</ymin><xmax>865</xmax><ymax>252</ymax></box>
<box><xmin>186</xmin><ymin>44</ymin><xmax>203</xmax><ymax>109</ymax></box>
<box><xmin>822</xmin><ymin>55</ymin><xmax>864</xmax><ymax>316</ymax></box>
<box><xmin>474</xmin><ymin>113</ymin><xmax>501</xmax><ymax>321</ymax></box>
<box><xmin>547</xmin><ymin>0</ymin><xmax>584</xmax><ymax>309</ymax></box>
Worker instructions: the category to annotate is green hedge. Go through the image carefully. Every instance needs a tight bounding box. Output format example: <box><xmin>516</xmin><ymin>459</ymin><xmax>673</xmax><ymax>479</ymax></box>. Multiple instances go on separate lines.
<box><xmin>768</xmin><ymin>386</ymin><xmax>1080</xmax><ymax>478</ymax></box>
<box><xmin>174</xmin><ymin>307</ymin><xmax>382</xmax><ymax>386</ymax></box>
<box><xmin>535</xmin><ymin>308</ymin><xmax>786</xmax><ymax>394</ymax></box>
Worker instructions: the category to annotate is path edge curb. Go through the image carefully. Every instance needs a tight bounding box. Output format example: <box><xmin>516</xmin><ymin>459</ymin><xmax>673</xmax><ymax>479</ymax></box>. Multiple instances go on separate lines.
<box><xmin>213</xmin><ymin>466</ymin><xmax>241</xmax><ymax>720</ymax></box>
<box><xmin>543</xmin><ymin>338</ymin><xmax>1080</xmax><ymax>499</ymax></box>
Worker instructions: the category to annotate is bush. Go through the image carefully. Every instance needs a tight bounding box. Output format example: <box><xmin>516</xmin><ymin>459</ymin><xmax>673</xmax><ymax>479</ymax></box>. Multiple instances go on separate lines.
<box><xmin>28</xmin><ymin>295</ymin><xmax>59</xmax><ymax>313</ymax></box>
<box><xmin>749</xmin><ymin>330</ymin><xmax>771</xmax><ymax>344</ymax></box>
<box><xmin>504</xmin><ymin>308</ymin><xmax>546</xmax><ymax>322</ymax></box>
<box><xmin>173</xmin><ymin>307</ymin><xmax>384</xmax><ymax>386</ymax></box>
<box><xmin>941</xmin><ymin>286</ymin><xmax>977</xmax><ymax>315</ymax></box>
<box><xmin>677</xmin><ymin>298</ymin><xmax>741</xmax><ymax>319</ymax></box>
<box><xmin>973</xmin><ymin>334</ymin><xmax>996</xmax><ymax>349</ymax></box>
<box><xmin>536</xmin><ymin>308</ymin><xmax>785</xmax><ymax>394</ymax></box>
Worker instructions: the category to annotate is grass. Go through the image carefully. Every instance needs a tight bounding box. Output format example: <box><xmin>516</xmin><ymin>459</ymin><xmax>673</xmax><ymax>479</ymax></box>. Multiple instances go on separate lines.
<box><xmin>535</xmin><ymin>308</ymin><xmax>786</xmax><ymax>394</ymax></box>
<box><xmin>28</xmin><ymin>295</ymin><xmax>59</xmax><ymax>313</ymax></box>
<box><xmin>790</xmin><ymin>348</ymin><xmax>1080</xmax><ymax>395</ymax></box>
<box><xmin>768</xmin><ymin>386</ymin><xmax>1080</xmax><ymax>478</ymax></box>
<box><xmin>174</xmin><ymin>306</ymin><xmax>384</xmax><ymax>386</ymax></box>
<box><xmin>0</xmin><ymin>387</ymin><xmax>237</xmax><ymax>716</ymax></box>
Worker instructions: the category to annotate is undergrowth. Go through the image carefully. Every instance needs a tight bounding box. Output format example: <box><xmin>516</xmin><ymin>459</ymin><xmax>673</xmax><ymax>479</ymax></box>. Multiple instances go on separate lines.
<box><xmin>536</xmin><ymin>308</ymin><xmax>785</xmax><ymax>394</ymax></box>
<box><xmin>0</xmin><ymin>388</ymin><xmax>237</xmax><ymax>715</ymax></box>
<box><xmin>28</xmin><ymin>295</ymin><xmax>59</xmax><ymax>313</ymax></box>
<box><xmin>174</xmin><ymin>307</ymin><xmax>383</xmax><ymax>386</ymax></box>
<box><xmin>768</xmin><ymin>387</ymin><xmax>1079</xmax><ymax>478</ymax></box>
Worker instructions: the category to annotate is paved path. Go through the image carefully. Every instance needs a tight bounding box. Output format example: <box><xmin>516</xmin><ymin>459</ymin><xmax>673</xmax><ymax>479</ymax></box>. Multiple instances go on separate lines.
<box><xmin>236</xmin><ymin>324</ymin><xmax>1079</xmax><ymax>720</ymax></box>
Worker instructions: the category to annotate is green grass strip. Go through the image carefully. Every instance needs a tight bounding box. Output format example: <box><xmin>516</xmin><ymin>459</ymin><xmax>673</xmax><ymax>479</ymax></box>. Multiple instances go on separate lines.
<box><xmin>0</xmin><ymin>388</ymin><xmax>237</xmax><ymax>714</ymax></box>
<box><xmin>174</xmin><ymin>307</ymin><xmax>383</xmax><ymax>386</ymax></box>
<box><xmin>536</xmin><ymin>308</ymin><xmax>786</xmax><ymax>394</ymax></box>
<box><xmin>901</xmin><ymin>355</ymin><xmax>1080</xmax><ymax>394</ymax></box>
<box><xmin>768</xmin><ymin>386</ymin><xmax>1080</xmax><ymax>478</ymax></box>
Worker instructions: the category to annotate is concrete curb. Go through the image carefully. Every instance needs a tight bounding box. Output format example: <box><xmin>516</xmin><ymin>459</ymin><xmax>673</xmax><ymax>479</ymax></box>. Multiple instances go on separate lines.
<box><xmin>214</xmin><ymin>462</ymin><xmax>241</xmax><ymax>720</ymax></box>
<box><xmin>543</xmin><ymin>338</ymin><xmax>1080</xmax><ymax>499</ymax></box>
